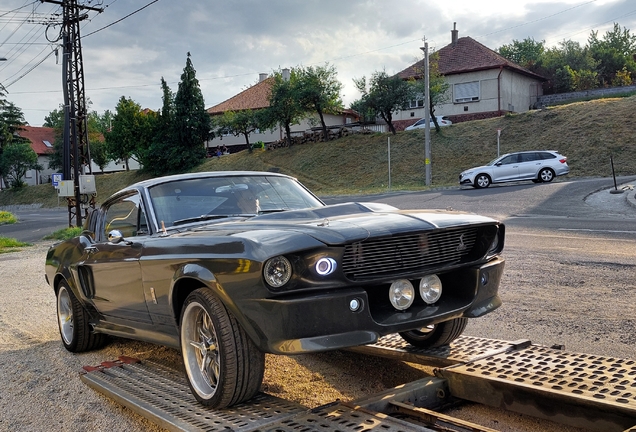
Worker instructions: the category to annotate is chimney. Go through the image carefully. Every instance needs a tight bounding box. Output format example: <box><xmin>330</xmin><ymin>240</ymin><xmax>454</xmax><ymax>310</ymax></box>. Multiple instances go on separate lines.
<box><xmin>259</xmin><ymin>73</ymin><xmax>268</xmax><ymax>82</ymax></box>
<box><xmin>451</xmin><ymin>22</ymin><xmax>458</xmax><ymax>46</ymax></box>
<box><xmin>282</xmin><ymin>68</ymin><xmax>290</xmax><ymax>82</ymax></box>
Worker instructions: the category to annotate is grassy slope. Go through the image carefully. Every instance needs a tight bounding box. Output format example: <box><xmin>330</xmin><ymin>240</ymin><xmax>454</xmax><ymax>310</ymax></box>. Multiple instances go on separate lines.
<box><xmin>1</xmin><ymin>95</ymin><xmax>635</xmax><ymax>208</ymax></box>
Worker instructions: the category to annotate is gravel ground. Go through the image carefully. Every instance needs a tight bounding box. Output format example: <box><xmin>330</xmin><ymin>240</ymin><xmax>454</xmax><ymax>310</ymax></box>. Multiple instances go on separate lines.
<box><xmin>0</xmin><ymin>189</ymin><xmax>634</xmax><ymax>432</ymax></box>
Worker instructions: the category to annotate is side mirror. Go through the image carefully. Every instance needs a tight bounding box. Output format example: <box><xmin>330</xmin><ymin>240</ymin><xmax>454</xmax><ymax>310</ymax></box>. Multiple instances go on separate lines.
<box><xmin>108</xmin><ymin>230</ymin><xmax>125</xmax><ymax>243</ymax></box>
<box><xmin>495</xmin><ymin>162</ymin><xmax>503</xmax><ymax>166</ymax></box>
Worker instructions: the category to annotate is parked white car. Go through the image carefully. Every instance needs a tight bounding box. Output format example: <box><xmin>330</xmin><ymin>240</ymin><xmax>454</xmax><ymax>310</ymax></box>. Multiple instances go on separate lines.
<box><xmin>405</xmin><ymin>116</ymin><xmax>452</xmax><ymax>130</ymax></box>
<box><xmin>459</xmin><ymin>151</ymin><xmax>569</xmax><ymax>188</ymax></box>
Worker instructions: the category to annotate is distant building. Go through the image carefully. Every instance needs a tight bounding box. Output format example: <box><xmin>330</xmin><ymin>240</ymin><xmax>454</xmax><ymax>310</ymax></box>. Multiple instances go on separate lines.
<box><xmin>0</xmin><ymin>126</ymin><xmax>139</xmax><ymax>189</ymax></box>
<box><xmin>205</xmin><ymin>70</ymin><xmax>358</xmax><ymax>151</ymax></box>
<box><xmin>9</xmin><ymin>126</ymin><xmax>56</xmax><ymax>186</ymax></box>
<box><xmin>394</xmin><ymin>24</ymin><xmax>546</xmax><ymax>130</ymax></box>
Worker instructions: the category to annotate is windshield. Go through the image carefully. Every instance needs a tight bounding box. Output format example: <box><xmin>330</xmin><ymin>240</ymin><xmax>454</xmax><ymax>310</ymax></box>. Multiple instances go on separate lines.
<box><xmin>487</xmin><ymin>156</ymin><xmax>503</xmax><ymax>166</ymax></box>
<box><xmin>148</xmin><ymin>175</ymin><xmax>324</xmax><ymax>228</ymax></box>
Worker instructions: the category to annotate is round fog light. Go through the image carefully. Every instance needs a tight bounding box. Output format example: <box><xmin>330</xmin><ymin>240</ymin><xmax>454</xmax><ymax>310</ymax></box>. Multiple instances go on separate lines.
<box><xmin>389</xmin><ymin>279</ymin><xmax>415</xmax><ymax>310</ymax></box>
<box><xmin>349</xmin><ymin>298</ymin><xmax>361</xmax><ymax>311</ymax></box>
<box><xmin>419</xmin><ymin>275</ymin><xmax>442</xmax><ymax>304</ymax></box>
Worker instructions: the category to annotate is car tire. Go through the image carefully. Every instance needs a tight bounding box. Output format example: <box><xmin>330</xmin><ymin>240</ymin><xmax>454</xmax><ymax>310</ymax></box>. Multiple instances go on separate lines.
<box><xmin>180</xmin><ymin>288</ymin><xmax>264</xmax><ymax>409</ymax></box>
<box><xmin>473</xmin><ymin>174</ymin><xmax>491</xmax><ymax>188</ymax></box>
<box><xmin>539</xmin><ymin>168</ymin><xmax>555</xmax><ymax>183</ymax></box>
<box><xmin>56</xmin><ymin>280</ymin><xmax>107</xmax><ymax>352</ymax></box>
<box><xmin>398</xmin><ymin>318</ymin><xmax>468</xmax><ymax>348</ymax></box>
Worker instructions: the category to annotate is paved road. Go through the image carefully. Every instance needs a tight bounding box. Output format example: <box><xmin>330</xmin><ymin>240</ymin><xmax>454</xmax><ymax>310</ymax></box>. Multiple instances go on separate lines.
<box><xmin>2</xmin><ymin>176</ymin><xmax>635</xmax><ymax>243</ymax></box>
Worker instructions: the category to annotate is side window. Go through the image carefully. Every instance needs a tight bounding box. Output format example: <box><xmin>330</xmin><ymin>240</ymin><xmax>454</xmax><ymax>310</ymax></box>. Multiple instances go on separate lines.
<box><xmin>520</xmin><ymin>153</ymin><xmax>539</xmax><ymax>162</ymax></box>
<box><xmin>539</xmin><ymin>152</ymin><xmax>556</xmax><ymax>160</ymax></box>
<box><xmin>103</xmin><ymin>192</ymin><xmax>148</xmax><ymax>240</ymax></box>
<box><xmin>499</xmin><ymin>154</ymin><xmax>517</xmax><ymax>165</ymax></box>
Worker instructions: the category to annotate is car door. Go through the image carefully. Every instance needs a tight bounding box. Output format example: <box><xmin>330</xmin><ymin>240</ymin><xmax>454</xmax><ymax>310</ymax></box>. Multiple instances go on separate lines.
<box><xmin>518</xmin><ymin>152</ymin><xmax>543</xmax><ymax>179</ymax></box>
<box><xmin>81</xmin><ymin>191</ymin><xmax>152</xmax><ymax>324</ymax></box>
<box><xmin>492</xmin><ymin>153</ymin><xmax>521</xmax><ymax>182</ymax></box>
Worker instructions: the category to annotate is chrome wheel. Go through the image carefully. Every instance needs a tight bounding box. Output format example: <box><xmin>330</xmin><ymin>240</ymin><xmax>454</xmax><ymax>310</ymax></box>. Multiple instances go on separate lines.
<box><xmin>539</xmin><ymin>168</ymin><xmax>554</xmax><ymax>182</ymax></box>
<box><xmin>180</xmin><ymin>289</ymin><xmax>265</xmax><ymax>408</ymax></box>
<box><xmin>475</xmin><ymin>174</ymin><xmax>491</xmax><ymax>188</ymax></box>
<box><xmin>57</xmin><ymin>285</ymin><xmax>74</xmax><ymax>345</ymax></box>
<box><xmin>181</xmin><ymin>301</ymin><xmax>220</xmax><ymax>400</ymax></box>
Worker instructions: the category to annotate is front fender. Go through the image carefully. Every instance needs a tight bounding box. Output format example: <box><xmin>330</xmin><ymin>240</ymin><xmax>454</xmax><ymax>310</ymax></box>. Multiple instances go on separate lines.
<box><xmin>169</xmin><ymin>262</ymin><xmax>266</xmax><ymax>348</ymax></box>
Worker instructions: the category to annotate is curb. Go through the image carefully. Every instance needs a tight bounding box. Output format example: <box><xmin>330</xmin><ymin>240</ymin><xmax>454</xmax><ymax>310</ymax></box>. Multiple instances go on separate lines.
<box><xmin>627</xmin><ymin>187</ymin><xmax>636</xmax><ymax>209</ymax></box>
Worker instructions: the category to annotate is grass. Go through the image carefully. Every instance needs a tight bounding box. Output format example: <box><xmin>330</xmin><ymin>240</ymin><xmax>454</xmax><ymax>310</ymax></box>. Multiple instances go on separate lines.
<box><xmin>43</xmin><ymin>227</ymin><xmax>83</xmax><ymax>241</ymax></box>
<box><xmin>0</xmin><ymin>95</ymin><xmax>635</xmax><ymax>210</ymax></box>
<box><xmin>0</xmin><ymin>236</ymin><xmax>30</xmax><ymax>253</ymax></box>
<box><xmin>0</xmin><ymin>211</ymin><xmax>17</xmax><ymax>225</ymax></box>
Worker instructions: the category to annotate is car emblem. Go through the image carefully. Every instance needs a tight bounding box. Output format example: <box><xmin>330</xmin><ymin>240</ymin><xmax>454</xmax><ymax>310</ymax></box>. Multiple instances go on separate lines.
<box><xmin>456</xmin><ymin>234</ymin><xmax>467</xmax><ymax>251</ymax></box>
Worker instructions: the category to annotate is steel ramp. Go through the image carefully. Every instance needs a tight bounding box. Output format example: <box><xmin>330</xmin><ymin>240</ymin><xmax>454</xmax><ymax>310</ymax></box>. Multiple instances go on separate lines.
<box><xmin>353</xmin><ymin>334</ymin><xmax>636</xmax><ymax>432</ymax></box>
<box><xmin>80</xmin><ymin>355</ymin><xmax>436</xmax><ymax>431</ymax></box>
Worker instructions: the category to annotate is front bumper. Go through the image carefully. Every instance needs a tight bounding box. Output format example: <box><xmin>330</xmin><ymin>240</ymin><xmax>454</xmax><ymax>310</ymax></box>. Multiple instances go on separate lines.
<box><xmin>240</xmin><ymin>257</ymin><xmax>505</xmax><ymax>354</ymax></box>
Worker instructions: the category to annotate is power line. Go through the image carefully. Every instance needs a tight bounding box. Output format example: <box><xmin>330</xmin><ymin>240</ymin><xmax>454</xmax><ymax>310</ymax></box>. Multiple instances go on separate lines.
<box><xmin>83</xmin><ymin>0</ymin><xmax>159</xmax><ymax>38</ymax></box>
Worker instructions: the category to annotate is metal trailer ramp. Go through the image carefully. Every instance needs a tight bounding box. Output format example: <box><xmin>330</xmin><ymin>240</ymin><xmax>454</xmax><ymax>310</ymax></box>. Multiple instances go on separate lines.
<box><xmin>353</xmin><ymin>335</ymin><xmax>636</xmax><ymax>432</ymax></box>
<box><xmin>80</xmin><ymin>336</ymin><xmax>636</xmax><ymax>432</ymax></box>
<box><xmin>80</xmin><ymin>356</ymin><xmax>437</xmax><ymax>431</ymax></box>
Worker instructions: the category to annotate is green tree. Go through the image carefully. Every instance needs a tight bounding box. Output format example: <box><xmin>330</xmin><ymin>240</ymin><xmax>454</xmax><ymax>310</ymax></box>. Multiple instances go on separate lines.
<box><xmin>170</xmin><ymin>52</ymin><xmax>210</xmax><ymax>171</ymax></box>
<box><xmin>0</xmin><ymin>141</ymin><xmax>42</xmax><ymax>188</ymax></box>
<box><xmin>296</xmin><ymin>64</ymin><xmax>343</xmax><ymax>141</ymax></box>
<box><xmin>588</xmin><ymin>23</ymin><xmax>636</xmax><ymax>86</ymax></box>
<box><xmin>90</xmin><ymin>139</ymin><xmax>109</xmax><ymax>173</ymax></box>
<box><xmin>268</xmin><ymin>68</ymin><xmax>304</xmax><ymax>147</ymax></box>
<box><xmin>541</xmin><ymin>40</ymin><xmax>598</xmax><ymax>93</ymax></box>
<box><xmin>0</xmin><ymin>98</ymin><xmax>29</xmax><ymax>188</ymax></box>
<box><xmin>498</xmin><ymin>38</ymin><xmax>545</xmax><ymax>70</ymax></box>
<box><xmin>105</xmin><ymin>96</ymin><xmax>144</xmax><ymax>170</ymax></box>
<box><xmin>353</xmin><ymin>70</ymin><xmax>413</xmax><ymax>135</ymax></box>
<box><xmin>137</xmin><ymin>78</ymin><xmax>172</xmax><ymax>175</ymax></box>
<box><xmin>212</xmin><ymin>109</ymin><xmax>268</xmax><ymax>151</ymax></box>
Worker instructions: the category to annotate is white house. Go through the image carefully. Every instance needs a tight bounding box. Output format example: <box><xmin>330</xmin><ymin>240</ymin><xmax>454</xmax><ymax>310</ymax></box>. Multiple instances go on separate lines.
<box><xmin>394</xmin><ymin>24</ymin><xmax>546</xmax><ymax>130</ymax></box>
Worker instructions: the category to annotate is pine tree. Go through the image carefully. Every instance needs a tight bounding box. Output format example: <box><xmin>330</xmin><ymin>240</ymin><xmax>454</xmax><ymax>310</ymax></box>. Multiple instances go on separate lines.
<box><xmin>170</xmin><ymin>52</ymin><xmax>210</xmax><ymax>172</ymax></box>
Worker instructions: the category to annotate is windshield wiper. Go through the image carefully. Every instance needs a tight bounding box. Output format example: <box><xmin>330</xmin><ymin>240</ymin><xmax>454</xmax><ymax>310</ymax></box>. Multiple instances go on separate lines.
<box><xmin>258</xmin><ymin>209</ymin><xmax>287</xmax><ymax>214</ymax></box>
<box><xmin>173</xmin><ymin>214</ymin><xmax>256</xmax><ymax>226</ymax></box>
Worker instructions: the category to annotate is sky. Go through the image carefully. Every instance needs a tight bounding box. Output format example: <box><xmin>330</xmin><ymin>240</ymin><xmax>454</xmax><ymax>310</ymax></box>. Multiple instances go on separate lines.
<box><xmin>1</xmin><ymin>0</ymin><xmax>635</xmax><ymax>127</ymax></box>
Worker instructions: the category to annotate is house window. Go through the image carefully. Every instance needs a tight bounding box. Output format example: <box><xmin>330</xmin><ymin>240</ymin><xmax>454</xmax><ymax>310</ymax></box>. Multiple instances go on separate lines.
<box><xmin>408</xmin><ymin>98</ymin><xmax>425</xmax><ymax>109</ymax></box>
<box><xmin>454</xmin><ymin>81</ymin><xmax>480</xmax><ymax>103</ymax></box>
<box><xmin>43</xmin><ymin>140</ymin><xmax>53</xmax><ymax>148</ymax></box>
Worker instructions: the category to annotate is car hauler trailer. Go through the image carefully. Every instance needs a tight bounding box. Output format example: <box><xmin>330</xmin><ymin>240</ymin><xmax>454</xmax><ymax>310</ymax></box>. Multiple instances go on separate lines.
<box><xmin>80</xmin><ymin>335</ymin><xmax>636</xmax><ymax>432</ymax></box>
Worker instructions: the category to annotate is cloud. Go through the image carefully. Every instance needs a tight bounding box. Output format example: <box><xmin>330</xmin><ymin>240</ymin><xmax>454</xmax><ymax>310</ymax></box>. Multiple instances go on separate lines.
<box><xmin>1</xmin><ymin>0</ymin><xmax>635</xmax><ymax>126</ymax></box>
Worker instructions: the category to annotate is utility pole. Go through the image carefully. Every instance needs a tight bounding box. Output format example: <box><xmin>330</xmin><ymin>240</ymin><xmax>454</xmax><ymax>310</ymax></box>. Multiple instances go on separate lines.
<box><xmin>42</xmin><ymin>0</ymin><xmax>102</xmax><ymax>227</ymax></box>
<box><xmin>420</xmin><ymin>40</ymin><xmax>431</xmax><ymax>186</ymax></box>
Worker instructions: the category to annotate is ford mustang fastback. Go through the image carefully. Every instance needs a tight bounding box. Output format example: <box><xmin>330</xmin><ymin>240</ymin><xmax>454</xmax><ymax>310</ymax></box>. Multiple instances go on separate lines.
<box><xmin>45</xmin><ymin>171</ymin><xmax>505</xmax><ymax>408</ymax></box>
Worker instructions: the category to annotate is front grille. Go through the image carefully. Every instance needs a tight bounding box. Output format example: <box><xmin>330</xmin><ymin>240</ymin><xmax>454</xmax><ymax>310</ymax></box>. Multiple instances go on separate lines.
<box><xmin>342</xmin><ymin>228</ymin><xmax>479</xmax><ymax>280</ymax></box>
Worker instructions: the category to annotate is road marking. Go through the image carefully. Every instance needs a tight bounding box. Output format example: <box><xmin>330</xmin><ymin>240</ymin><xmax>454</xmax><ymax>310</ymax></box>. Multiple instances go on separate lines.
<box><xmin>558</xmin><ymin>228</ymin><xmax>636</xmax><ymax>234</ymax></box>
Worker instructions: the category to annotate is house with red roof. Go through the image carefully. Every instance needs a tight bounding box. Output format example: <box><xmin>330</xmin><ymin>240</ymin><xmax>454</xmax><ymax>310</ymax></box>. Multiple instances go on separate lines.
<box><xmin>205</xmin><ymin>71</ymin><xmax>359</xmax><ymax>151</ymax></box>
<box><xmin>394</xmin><ymin>24</ymin><xmax>546</xmax><ymax>129</ymax></box>
<box><xmin>6</xmin><ymin>125</ymin><xmax>57</xmax><ymax>187</ymax></box>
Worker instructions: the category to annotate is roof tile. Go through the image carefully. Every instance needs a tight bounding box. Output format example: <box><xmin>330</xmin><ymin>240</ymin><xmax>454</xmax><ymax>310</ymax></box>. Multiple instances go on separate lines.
<box><xmin>397</xmin><ymin>36</ymin><xmax>544</xmax><ymax>81</ymax></box>
<box><xmin>207</xmin><ymin>77</ymin><xmax>274</xmax><ymax>114</ymax></box>
<box><xmin>17</xmin><ymin>126</ymin><xmax>56</xmax><ymax>155</ymax></box>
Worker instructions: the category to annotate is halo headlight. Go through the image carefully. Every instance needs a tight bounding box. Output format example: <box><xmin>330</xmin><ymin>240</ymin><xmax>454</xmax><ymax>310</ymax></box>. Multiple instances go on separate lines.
<box><xmin>315</xmin><ymin>257</ymin><xmax>337</xmax><ymax>276</ymax></box>
<box><xmin>263</xmin><ymin>256</ymin><xmax>292</xmax><ymax>288</ymax></box>
<box><xmin>419</xmin><ymin>275</ymin><xmax>442</xmax><ymax>304</ymax></box>
<box><xmin>389</xmin><ymin>279</ymin><xmax>415</xmax><ymax>310</ymax></box>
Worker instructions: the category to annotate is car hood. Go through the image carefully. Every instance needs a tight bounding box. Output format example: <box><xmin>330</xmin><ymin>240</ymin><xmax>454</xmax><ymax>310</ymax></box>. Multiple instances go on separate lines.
<box><xmin>184</xmin><ymin>202</ymin><xmax>498</xmax><ymax>246</ymax></box>
<box><xmin>461</xmin><ymin>165</ymin><xmax>493</xmax><ymax>174</ymax></box>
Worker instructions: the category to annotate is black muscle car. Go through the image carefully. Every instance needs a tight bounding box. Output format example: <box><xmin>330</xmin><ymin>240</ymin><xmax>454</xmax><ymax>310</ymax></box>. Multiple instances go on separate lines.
<box><xmin>45</xmin><ymin>171</ymin><xmax>505</xmax><ymax>408</ymax></box>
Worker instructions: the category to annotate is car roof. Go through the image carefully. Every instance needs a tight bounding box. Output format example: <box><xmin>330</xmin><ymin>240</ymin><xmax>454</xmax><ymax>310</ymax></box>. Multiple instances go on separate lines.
<box><xmin>126</xmin><ymin>171</ymin><xmax>295</xmax><ymax>190</ymax></box>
